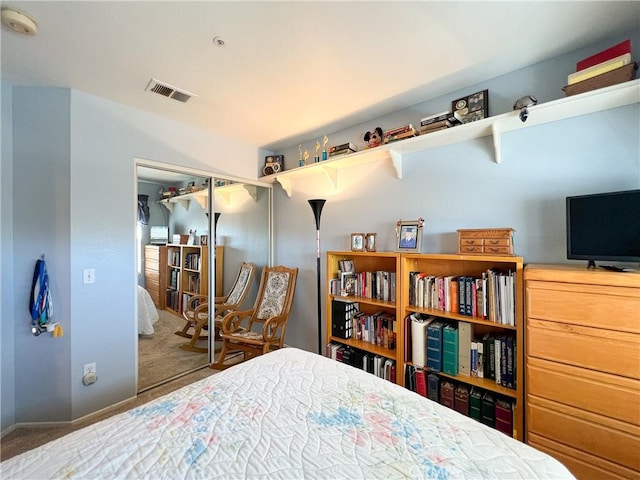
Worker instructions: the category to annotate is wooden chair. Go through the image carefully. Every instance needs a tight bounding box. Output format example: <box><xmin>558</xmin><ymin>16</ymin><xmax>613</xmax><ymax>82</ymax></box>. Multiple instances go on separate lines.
<box><xmin>177</xmin><ymin>262</ymin><xmax>257</xmax><ymax>353</ymax></box>
<box><xmin>210</xmin><ymin>265</ymin><xmax>298</xmax><ymax>369</ymax></box>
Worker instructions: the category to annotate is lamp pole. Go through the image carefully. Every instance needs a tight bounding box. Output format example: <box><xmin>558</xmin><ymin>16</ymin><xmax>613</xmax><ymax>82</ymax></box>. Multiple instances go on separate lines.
<box><xmin>308</xmin><ymin>199</ymin><xmax>326</xmax><ymax>355</ymax></box>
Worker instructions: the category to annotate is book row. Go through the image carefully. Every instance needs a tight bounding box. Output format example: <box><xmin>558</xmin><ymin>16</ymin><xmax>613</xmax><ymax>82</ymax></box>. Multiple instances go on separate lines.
<box><xmin>166</xmin><ymin>289</ymin><xmax>181</xmax><ymax>312</ymax></box>
<box><xmin>184</xmin><ymin>253</ymin><xmax>202</xmax><ymax>270</ymax></box>
<box><xmin>330</xmin><ymin>270</ymin><xmax>396</xmax><ymax>302</ymax></box>
<box><xmin>168</xmin><ymin>269</ymin><xmax>180</xmax><ymax>289</ymax></box>
<box><xmin>404</xmin><ymin>366</ymin><xmax>514</xmax><ymax>437</ymax></box>
<box><xmin>408</xmin><ymin>269</ymin><xmax>516</xmax><ymax>325</ymax></box>
<box><xmin>186</xmin><ymin>273</ymin><xmax>201</xmax><ymax>293</ymax></box>
<box><xmin>326</xmin><ymin>342</ymin><xmax>396</xmax><ymax>383</ymax></box>
<box><xmin>331</xmin><ymin>299</ymin><xmax>397</xmax><ymax>350</ymax></box>
<box><xmin>406</xmin><ymin>313</ymin><xmax>516</xmax><ymax>389</ymax></box>
<box><xmin>167</xmin><ymin>250</ymin><xmax>181</xmax><ymax>267</ymax></box>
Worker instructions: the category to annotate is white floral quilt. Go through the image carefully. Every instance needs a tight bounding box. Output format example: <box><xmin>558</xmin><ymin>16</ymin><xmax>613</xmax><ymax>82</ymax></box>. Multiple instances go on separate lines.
<box><xmin>1</xmin><ymin>348</ymin><xmax>575</xmax><ymax>479</ymax></box>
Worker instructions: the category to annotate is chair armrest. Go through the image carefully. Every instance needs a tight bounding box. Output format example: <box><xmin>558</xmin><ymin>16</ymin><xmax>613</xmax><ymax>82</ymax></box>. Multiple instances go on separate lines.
<box><xmin>220</xmin><ymin>309</ymin><xmax>255</xmax><ymax>334</ymax></box>
<box><xmin>185</xmin><ymin>294</ymin><xmax>208</xmax><ymax>311</ymax></box>
<box><xmin>262</xmin><ymin>314</ymin><xmax>287</xmax><ymax>341</ymax></box>
<box><xmin>214</xmin><ymin>295</ymin><xmax>228</xmax><ymax>303</ymax></box>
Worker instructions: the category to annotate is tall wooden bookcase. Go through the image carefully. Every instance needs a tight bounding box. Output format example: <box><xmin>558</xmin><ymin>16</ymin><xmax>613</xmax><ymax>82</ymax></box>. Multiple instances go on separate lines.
<box><xmin>164</xmin><ymin>244</ymin><xmax>209</xmax><ymax>316</ymax></box>
<box><xmin>325</xmin><ymin>251</ymin><xmax>525</xmax><ymax>441</ymax></box>
<box><xmin>325</xmin><ymin>251</ymin><xmax>402</xmax><ymax>374</ymax></box>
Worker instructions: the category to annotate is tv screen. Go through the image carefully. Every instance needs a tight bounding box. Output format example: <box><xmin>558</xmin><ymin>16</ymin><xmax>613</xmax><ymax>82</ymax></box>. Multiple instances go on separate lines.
<box><xmin>566</xmin><ymin>189</ymin><xmax>640</xmax><ymax>266</ymax></box>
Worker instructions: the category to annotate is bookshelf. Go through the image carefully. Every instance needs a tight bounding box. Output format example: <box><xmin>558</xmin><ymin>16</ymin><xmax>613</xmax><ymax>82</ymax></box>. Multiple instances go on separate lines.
<box><xmin>325</xmin><ymin>251</ymin><xmax>402</xmax><ymax>382</ymax></box>
<box><xmin>164</xmin><ymin>244</ymin><xmax>209</xmax><ymax>316</ymax></box>
<box><xmin>263</xmin><ymin>79</ymin><xmax>639</xmax><ymax>196</ymax></box>
<box><xmin>400</xmin><ymin>253</ymin><xmax>524</xmax><ymax>441</ymax></box>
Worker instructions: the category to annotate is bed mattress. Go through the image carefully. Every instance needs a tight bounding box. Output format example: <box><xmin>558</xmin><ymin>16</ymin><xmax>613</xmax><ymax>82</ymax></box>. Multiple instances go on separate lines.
<box><xmin>1</xmin><ymin>348</ymin><xmax>575</xmax><ymax>479</ymax></box>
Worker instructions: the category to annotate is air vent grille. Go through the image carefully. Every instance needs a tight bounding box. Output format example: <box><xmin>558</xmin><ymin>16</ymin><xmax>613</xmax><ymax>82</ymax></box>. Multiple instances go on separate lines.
<box><xmin>145</xmin><ymin>78</ymin><xmax>196</xmax><ymax>103</ymax></box>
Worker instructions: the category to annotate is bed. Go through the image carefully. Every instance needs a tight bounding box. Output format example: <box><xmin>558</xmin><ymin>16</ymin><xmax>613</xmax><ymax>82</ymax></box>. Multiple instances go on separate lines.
<box><xmin>137</xmin><ymin>285</ymin><xmax>159</xmax><ymax>336</ymax></box>
<box><xmin>1</xmin><ymin>348</ymin><xmax>575</xmax><ymax>479</ymax></box>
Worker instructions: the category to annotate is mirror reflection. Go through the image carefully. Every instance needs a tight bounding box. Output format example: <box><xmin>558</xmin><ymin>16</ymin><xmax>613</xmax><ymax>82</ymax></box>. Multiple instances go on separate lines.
<box><xmin>136</xmin><ymin>166</ymin><xmax>270</xmax><ymax>392</ymax></box>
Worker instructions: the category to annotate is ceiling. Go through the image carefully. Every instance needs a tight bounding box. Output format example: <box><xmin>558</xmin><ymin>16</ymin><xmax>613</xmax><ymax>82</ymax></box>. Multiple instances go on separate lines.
<box><xmin>2</xmin><ymin>1</ymin><xmax>639</xmax><ymax>153</ymax></box>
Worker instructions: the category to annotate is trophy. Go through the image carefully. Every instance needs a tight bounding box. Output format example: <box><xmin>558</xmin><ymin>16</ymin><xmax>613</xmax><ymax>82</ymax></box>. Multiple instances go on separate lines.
<box><xmin>322</xmin><ymin>134</ymin><xmax>329</xmax><ymax>160</ymax></box>
<box><xmin>303</xmin><ymin>149</ymin><xmax>310</xmax><ymax>165</ymax></box>
<box><xmin>298</xmin><ymin>144</ymin><xmax>304</xmax><ymax>167</ymax></box>
<box><xmin>314</xmin><ymin>140</ymin><xmax>321</xmax><ymax>163</ymax></box>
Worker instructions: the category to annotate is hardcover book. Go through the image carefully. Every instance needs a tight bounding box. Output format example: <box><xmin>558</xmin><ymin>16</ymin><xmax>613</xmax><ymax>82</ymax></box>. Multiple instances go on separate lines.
<box><xmin>426</xmin><ymin>320</ymin><xmax>445</xmax><ymax>372</ymax></box>
<box><xmin>440</xmin><ymin>381</ymin><xmax>455</xmax><ymax>409</ymax></box>
<box><xmin>442</xmin><ymin>324</ymin><xmax>459</xmax><ymax>376</ymax></box>
<box><xmin>576</xmin><ymin>38</ymin><xmax>631</xmax><ymax>71</ymax></box>
<box><xmin>454</xmin><ymin>384</ymin><xmax>470</xmax><ymax>416</ymax></box>
<box><xmin>427</xmin><ymin>373</ymin><xmax>440</xmax><ymax>402</ymax></box>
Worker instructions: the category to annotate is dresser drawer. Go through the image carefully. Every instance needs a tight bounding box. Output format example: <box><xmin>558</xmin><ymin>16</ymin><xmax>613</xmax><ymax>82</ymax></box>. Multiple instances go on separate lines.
<box><xmin>527</xmin><ymin>397</ymin><xmax>640</xmax><ymax>472</ymax></box>
<box><xmin>527</xmin><ymin>319</ymin><xmax>640</xmax><ymax>379</ymax></box>
<box><xmin>526</xmin><ymin>280</ymin><xmax>640</xmax><ymax>333</ymax></box>
<box><xmin>460</xmin><ymin>238</ymin><xmax>483</xmax><ymax>246</ymax></box>
<box><xmin>145</xmin><ymin>258</ymin><xmax>160</xmax><ymax>273</ymax></box>
<box><xmin>528</xmin><ymin>433</ymin><xmax>638</xmax><ymax>480</ymax></box>
<box><xmin>144</xmin><ymin>245</ymin><xmax>160</xmax><ymax>261</ymax></box>
<box><xmin>527</xmin><ymin>357</ymin><xmax>640</xmax><ymax>425</ymax></box>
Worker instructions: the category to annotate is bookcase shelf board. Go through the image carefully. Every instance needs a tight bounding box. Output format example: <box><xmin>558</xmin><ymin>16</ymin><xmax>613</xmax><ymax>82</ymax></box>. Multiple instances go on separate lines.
<box><xmin>264</xmin><ymin>79</ymin><xmax>639</xmax><ymax>197</ymax></box>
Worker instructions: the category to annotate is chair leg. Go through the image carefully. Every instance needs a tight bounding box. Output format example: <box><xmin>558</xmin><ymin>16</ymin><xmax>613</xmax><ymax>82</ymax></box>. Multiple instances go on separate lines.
<box><xmin>175</xmin><ymin>320</ymin><xmax>194</xmax><ymax>338</ymax></box>
<box><xmin>179</xmin><ymin>323</ymin><xmax>207</xmax><ymax>354</ymax></box>
<box><xmin>210</xmin><ymin>340</ymin><xmax>231</xmax><ymax>370</ymax></box>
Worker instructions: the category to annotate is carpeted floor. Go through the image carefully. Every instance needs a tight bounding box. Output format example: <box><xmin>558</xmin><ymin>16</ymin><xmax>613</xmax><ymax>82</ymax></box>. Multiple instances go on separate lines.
<box><xmin>138</xmin><ymin>309</ymin><xmax>210</xmax><ymax>391</ymax></box>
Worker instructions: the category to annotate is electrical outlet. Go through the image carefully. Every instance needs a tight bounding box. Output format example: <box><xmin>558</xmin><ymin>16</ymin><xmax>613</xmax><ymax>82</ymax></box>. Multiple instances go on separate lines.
<box><xmin>84</xmin><ymin>363</ymin><xmax>96</xmax><ymax>376</ymax></box>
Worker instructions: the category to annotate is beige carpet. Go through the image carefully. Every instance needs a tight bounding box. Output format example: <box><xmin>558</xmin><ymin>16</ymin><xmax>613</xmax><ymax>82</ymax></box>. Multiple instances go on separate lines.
<box><xmin>138</xmin><ymin>309</ymin><xmax>210</xmax><ymax>391</ymax></box>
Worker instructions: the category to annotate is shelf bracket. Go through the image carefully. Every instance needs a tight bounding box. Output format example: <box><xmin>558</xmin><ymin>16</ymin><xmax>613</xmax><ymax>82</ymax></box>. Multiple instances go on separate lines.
<box><xmin>491</xmin><ymin>122</ymin><xmax>502</xmax><ymax>164</ymax></box>
<box><xmin>275</xmin><ymin>176</ymin><xmax>293</xmax><ymax>197</ymax></box>
<box><xmin>320</xmin><ymin>166</ymin><xmax>339</xmax><ymax>190</ymax></box>
<box><xmin>216</xmin><ymin>190</ymin><xmax>232</xmax><ymax>206</ymax></box>
<box><xmin>192</xmin><ymin>195</ymin><xmax>207</xmax><ymax>210</ymax></box>
<box><xmin>388</xmin><ymin>150</ymin><xmax>403</xmax><ymax>179</ymax></box>
<box><xmin>159</xmin><ymin>201</ymin><xmax>174</xmax><ymax>213</ymax></box>
<box><xmin>177</xmin><ymin>199</ymin><xmax>190</xmax><ymax>210</ymax></box>
<box><xmin>243</xmin><ymin>184</ymin><xmax>258</xmax><ymax>202</ymax></box>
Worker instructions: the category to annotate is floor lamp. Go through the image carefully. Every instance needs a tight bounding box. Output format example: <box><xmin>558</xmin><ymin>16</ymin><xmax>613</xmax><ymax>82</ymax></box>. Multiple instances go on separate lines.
<box><xmin>308</xmin><ymin>199</ymin><xmax>326</xmax><ymax>355</ymax></box>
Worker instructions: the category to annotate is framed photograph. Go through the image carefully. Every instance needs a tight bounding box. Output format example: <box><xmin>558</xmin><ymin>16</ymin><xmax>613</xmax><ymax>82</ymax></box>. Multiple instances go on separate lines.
<box><xmin>395</xmin><ymin>218</ymin><xmax>424</xmax><ymax>253</ymax></box>
<box><xmin>365</xmin><ymin>233</ymin><xmax>377</xmax><ymax>252</ymax></box>
<box><xmin>200</xmin><ymin>235</ymin><xmax>208</xmax><ymax>246</ymax></box>
<box><xmin>351</xmin><ymin>233</ymin><xmax>365</xmax><ymax>252</ymax></box>
<box><xmin>340</xmin><ymin>272</ymin><xmax>357</xmax><ymax>296</ymax></box>
<box><xmin>452</xmin><ymin>89</ymin><xmax>489</xmax><ymax>124</ymax></box>
<box><xmin>339</xmin><ymin>259</ymin><xmax>355</xmax><ymax>273</ymax></box>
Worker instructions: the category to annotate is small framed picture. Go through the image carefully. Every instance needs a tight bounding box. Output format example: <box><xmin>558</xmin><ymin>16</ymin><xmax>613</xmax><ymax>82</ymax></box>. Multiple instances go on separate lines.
<box><xmin>395</xmin><ymin>218</ymin><xmax>424</xmax><ymax>253</ymax></box>
<box><xmin>351</xmin><ymin>233</ymin><xmax>365</xmax><ymax>252</ymax></box>
<box><xmin>365</xmin><ymin>233</ymin><xmax>377</xmax><ymax>252</ymax></box>
<box><xmin>340</xmin><ymin>272</ymin><xmax>357</xmax><ymax>296</ymax></box>
<box><xmin>339</xmin><ymin>259</ymin><xmax>355</xmax><ymax>273</ymax></box>
<box><xmin>200</xmin><ymin>235</ymin><xmax>208</xmax><ymax>246</ymax></box>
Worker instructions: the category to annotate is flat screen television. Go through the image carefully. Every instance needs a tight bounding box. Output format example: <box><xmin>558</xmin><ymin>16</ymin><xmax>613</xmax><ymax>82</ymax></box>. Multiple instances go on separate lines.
<box><xmin>566</xmin><ymin>189</ymin><xmax>640</xmax><ymax>269</ymax></box>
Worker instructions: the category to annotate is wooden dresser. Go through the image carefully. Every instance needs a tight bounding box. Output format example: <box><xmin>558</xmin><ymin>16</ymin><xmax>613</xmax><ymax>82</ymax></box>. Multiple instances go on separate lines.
<box><xmin>524</xmin><ymin>264</ymin><xmax>640</xmax><ymax>479</ymax></box>
<box><xmin>144</xmin><ymin>245</ymin><xmax>167</xmax><ymax>309</ymax></box>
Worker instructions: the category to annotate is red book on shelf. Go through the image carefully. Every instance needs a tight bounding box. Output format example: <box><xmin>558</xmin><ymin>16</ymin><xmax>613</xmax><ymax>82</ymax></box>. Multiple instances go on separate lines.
<box><xmin>576</xmin><ymin>39</ymin><xmax>631</xmax><ymax>71</ymax></box>
<box><xmin>415</xmin><ymin>369</ymin><xmax>427</xmax><ymax>397</ymax></box>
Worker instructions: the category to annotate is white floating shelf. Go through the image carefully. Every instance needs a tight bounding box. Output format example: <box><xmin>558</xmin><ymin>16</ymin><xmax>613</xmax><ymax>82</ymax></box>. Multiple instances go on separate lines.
<box><xmin>262</xmin><ymin>79</ymin><xmax>640</xmax><ymax>195</ymax></box>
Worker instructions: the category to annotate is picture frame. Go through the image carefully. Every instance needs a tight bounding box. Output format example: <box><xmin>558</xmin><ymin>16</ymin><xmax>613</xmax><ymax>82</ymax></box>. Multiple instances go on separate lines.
<box><xmin>351</xmin><ymin>233</ymin><xmax>366</xmax><ymax>252</ymax></box>
<box><xmin>340</xmin><ymin>272</ymin><xmax>357</xmax><ymax>296</ymax></box>
<box><xmin>339</xmin><ymin>259</ymin><xmax>355</xmax><ymax>273</ymax></box>
<box><xmin>395</xmin><ymin>218</ymin><xmax>424</xmax><ymax>253</ymax></box>
<box><xmin>452</xmin><ymin>89</ymin><xmax>489</xmax><ymax>124</ymax></box>
<box><xmin>200</xmin><ymin>235</ymin><xmax>208</xmax><ymax>246</ymax></box>
<box><xmin>365</xmin><ymin>233</ymin><xmax>377</xmax><ymax>252</ymax></box>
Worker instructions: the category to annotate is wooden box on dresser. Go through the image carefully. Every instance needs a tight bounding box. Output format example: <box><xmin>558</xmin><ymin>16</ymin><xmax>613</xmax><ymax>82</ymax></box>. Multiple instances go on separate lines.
<box><xmin>144</xmin><ymin>245</ymin><xmax>167</xmax><ymax>309</ymax></box>
<box><xmin>525</xmin><ymin>264</ymin><xmax>640</xmax><ymax>479</ymax></box>
<box><xmin>325</xmin><ymin>251</ymin><xmax>402</xmax><ymax>384</ymax></box>
<box><xmin>401</xmin><ymin>254</ymin><xmax>525</xmax><ymax>440</ymax></box>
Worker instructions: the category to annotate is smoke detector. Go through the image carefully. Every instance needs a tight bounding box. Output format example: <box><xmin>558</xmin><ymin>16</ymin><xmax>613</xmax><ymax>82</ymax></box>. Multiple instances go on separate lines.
<box><xmin>1</xmin><ymin>7</ymin><xmax>38</xmax><ymax>36</ymax></box>
<box><xmin>145</xmin><ymin>78</ymin><xmax>196</xmax><ymax>103</ymax></box>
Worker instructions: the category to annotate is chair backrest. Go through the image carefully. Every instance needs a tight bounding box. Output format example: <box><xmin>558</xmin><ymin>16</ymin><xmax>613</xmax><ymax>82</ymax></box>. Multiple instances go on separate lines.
<box><xmin>252</xmin><ymin>266</ymin><xmax>298</xmax><ymax>335</ymax></box>
<box><xmin>221</xmin><ymin>262</ymin><xmax>257</xmax><ymax>308</ymax></box>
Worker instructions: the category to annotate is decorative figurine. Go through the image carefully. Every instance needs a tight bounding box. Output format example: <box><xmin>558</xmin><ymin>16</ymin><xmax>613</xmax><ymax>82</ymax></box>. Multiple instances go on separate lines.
<box><xmin>513</xmin><ymin>95</ymin><xmax>538</xmax><ymax>123</ymax></box>
<box><xmin>364</xmin><ymin>127</ymin><xmax>383</xmax><ymax>148</ymax></box>
<box><xmin>322</xmin><ymin>134</ymin><xmax>329</xmax><ymax>160</ymax></box>
<box><xmin>303</xmin><ymin>149</ymin><xmax>310</xmax><ymax>165</ymax></box>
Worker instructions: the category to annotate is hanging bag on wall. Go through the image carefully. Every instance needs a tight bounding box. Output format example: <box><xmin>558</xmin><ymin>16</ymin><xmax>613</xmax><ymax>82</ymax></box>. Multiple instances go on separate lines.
<box><xmin>29</xmin><ymin>257</ymin><xmax>53</xmax><ymax>335</ymax></box>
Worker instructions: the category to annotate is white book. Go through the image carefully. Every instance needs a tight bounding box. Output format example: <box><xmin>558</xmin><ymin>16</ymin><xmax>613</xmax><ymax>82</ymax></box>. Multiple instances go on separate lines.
<box><xmin>411</xmin><ymin>314</ymin><xmax>432</xmax><ymax>367</ymax></box>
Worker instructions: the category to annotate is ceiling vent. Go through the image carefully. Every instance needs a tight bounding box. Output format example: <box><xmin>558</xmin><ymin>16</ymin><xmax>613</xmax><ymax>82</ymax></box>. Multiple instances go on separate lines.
<box><xmin>145</xmin><ymin>78</ymin><xmax>196</xmax><ymax>103</ymax></box>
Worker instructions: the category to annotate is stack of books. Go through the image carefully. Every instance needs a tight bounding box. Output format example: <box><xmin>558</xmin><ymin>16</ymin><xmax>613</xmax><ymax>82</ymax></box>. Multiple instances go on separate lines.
<box><xmin>419</xmin><ymin>111</ymin><xmax>462</xmax><ymax>135</ymax></box>
<box><xmin>383</xmin><ymin>123</ymin><xmax>418</xmax><ymax>144</ymax></box>
<box><xmin>564</xmin><ymin>39</ymin><xmax>635</xmax><ymax>96</ymax></box>
<box><xmin>328</xmin><ymin>142</ymin><xmax>358</xmax><ymax>157</ymax></box>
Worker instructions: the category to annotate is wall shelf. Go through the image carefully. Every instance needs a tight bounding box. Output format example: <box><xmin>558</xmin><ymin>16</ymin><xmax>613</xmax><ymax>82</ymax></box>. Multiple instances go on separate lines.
<box><xmin>159</xmin><ymin>184</ymin><xmax>258</xmax><ymax>211</ymax></box>
<box><xmin>262</xmin><ymin>79</ymin><xmax>640</xmax><ymax>197</ymax></box>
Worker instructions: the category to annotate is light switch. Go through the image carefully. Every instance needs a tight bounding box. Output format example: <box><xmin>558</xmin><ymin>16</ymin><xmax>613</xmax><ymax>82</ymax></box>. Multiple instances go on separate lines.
<box><xmin>83</xmin><ymin>268</ymin><xmax>96</xmax><ymax>284</ymax></box>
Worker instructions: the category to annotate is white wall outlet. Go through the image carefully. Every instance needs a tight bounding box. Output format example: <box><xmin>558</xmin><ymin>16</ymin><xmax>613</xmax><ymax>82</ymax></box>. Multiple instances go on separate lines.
<box><xmin>84</xmin><ymin>363</ymin><xmax>96</xmax><ymax>376</ymax></box>
<box><xmin>83</xmin><ymin>268</ymin><xmax>96</xmax><ymax>284</ymax></box>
